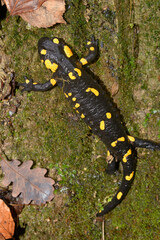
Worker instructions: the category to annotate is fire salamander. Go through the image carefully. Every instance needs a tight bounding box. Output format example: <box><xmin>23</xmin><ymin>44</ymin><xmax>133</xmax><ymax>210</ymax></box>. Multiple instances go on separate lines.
<box><xmin>18</xmin><ymin>36</ymin><xmax>160</xmax><ymax>217</ymax></box>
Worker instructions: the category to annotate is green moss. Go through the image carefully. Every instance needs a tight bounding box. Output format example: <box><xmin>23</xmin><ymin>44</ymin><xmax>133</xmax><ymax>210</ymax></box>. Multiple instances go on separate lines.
<box><xmin>0</xmin><ymin>0</ymin><xmax>159</xmax><ymax>239</ymax></box>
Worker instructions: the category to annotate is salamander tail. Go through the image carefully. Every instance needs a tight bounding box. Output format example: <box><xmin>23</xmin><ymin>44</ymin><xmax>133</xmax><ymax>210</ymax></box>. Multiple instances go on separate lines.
<box><xmin>97</xmin><ymin>149</ymin><xmax>136</xmax><ymax>217</ymax></box>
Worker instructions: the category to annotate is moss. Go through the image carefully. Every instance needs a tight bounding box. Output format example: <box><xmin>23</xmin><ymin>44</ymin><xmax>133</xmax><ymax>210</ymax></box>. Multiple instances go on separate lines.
<box><xmin>0</xmin><ymin>0</ymin><xmax>159</xmax><ymax>239</ymax></box>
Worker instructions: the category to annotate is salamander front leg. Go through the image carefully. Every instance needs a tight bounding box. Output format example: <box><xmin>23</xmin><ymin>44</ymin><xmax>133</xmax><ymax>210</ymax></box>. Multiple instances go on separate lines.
<box><xmin>79</xmin><ymin>36</ymin><xmax>98</xmax><ymax>66</ymax></box>
<box><xmin>18</xmin><ymin>76</ymin><xmax>57</xmax><ymax>92</ymax></box>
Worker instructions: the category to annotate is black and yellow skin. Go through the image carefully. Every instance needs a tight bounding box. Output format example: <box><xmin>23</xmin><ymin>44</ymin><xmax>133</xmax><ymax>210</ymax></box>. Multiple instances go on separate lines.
<box><xmin>18</xmin><ymin>36</ymin><xmax>160</xmax><ymax>217</ymax></box>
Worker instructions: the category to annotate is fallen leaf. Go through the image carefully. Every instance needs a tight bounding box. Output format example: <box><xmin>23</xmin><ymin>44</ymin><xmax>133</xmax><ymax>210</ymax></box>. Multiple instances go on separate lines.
<box><xmin>0</xmin><ymin>199</ymin><xmax>15</xmax><ymax>239</ymax></box>
<box><xmin>0</xmin><ymin>187</ymin><xmax>24</xmax><ymax>215</ymax></box>
<box><xmin>20</xmin><ymin>0</ymin><xmax>66</xmax><ymax>28</ymax></box>
<box><xmin>3</xmin><ymin>0</ymin><xmax>46</xmax><ymax>16</ymax></box>
<box><xmin>0</xmin><ymin>233</ymin><xmax>5</xmax><ymax>240</ymax></box>
<box><xmin>0</xmin><ymin>158</ymin><xmax>55</xmax><ymax>204</ymax></box>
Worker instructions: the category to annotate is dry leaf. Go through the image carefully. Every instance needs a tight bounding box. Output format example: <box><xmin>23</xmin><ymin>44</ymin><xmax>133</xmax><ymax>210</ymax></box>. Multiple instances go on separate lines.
<box><xmin>3</xmin><ymin>0</ymin><xmax>46</xmax><ymax>15</ymax></box>
<box><xmin>0</xmin><ymin>233</ymin><xmax>5</xmax><ymax>240</ymax></box>
<box><xmin>0</xmin><ymin>159</ymin><xmax>55</xmax><ymax>204</ymax></box>
<box><xmin>0</xmin><ymin>199</ymin><xmax>15</xmax><ymax>239</ymax></box>
<box><xmin>20</xmin><ymin>0</ymin><xmax>66</xmax><ymax>28</ymax></box>
<box><xmin>0</xmin><ymin>188</ymin><xmax>24</xmax><ymax>215</ymax></box>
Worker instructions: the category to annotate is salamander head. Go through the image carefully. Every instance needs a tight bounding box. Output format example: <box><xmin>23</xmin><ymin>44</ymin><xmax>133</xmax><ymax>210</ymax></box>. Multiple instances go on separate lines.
<box><xmin>38</xmin><ymin>37</ymin><xmax>74</xmax><ymax>66</ymax></box>
<box><xmin>38</xmin><ymin>37</ymin><xmax>63</xmax><ymax>64</ymax></box>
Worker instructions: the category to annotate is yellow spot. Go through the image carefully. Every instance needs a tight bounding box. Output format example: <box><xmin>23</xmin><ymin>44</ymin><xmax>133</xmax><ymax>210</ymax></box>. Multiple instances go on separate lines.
<box><xmin>68</xmin><ymin>72</ymin><xmax>76</xmax><ymax>80</ymax></box>
<box><xmin>128</xmin><ymin>135</ymin><xmax>135</xmax><ymax>142</ymax></box>
<box><xmin>45</xmin><ymin>60</ymin><xmax>58</xmax><ymax>72</ymax></box>
<box><xmin>72</xmin><ymin>97</ymin><xmax>76</xmax><ymax>101</ymax></box>
<box><xmin>50</xmin><ymin>78</ymin><xmax>57</xmax><ymax>86</ymax></box>
<box><xmin>80</xmin><ymin>58</ymin><xmax>88</xmax><ymax>65</ymax></box>
<box><xmin>86</xmin><ymin>87</ymin><xmax>99</xmax><ymax>96</ymax></box>
<box><xmin>100</xmin><ymin>120</ymin><xmax>105</xmax><ymax>130</ymax></box>
<box><xmin>64</xmin><ymin>93</ymin><xmax>68</xmax><ymax>98</ymax></box>
<box><xmin>64</xmin><ymin>45</ymin><xmax>73</xmax><ymax>58</ymax></box>
<box><xmin>107</xmin><ymin>151</ymin><xmax>110</xmax><ymax>157</ymax></box>
<box><xmin>122</xmin><ymin>149</ymin><xmax>132</xmax><ymax>163</ymax></box>
<box><xmin>53</xmin><ymin>38</ymin><xmax>59</xmax><ymax>44</ymax></box>
<box><xmin>117</xmin><ymin>192</ymin><xmax>123</xmax><ymax>200</ymax></box>
<box><xmin>111</xmin><ymin>137</ymin><xmax>125</xmax><ymax>147</ymax></box>
<box><xmin>41</xmin><ymin>59</ymin><xmax>44</xmax><ymax>63</ymax></box>
<box><xmin>40</xmin><ymin>49</ymin><xmax>46</xmax><ymax>55</ymax></box>
<box><xmin>118</xmin><ymin>137</ymin><xmax>125</xmax><ymax>142</ymax></box>
<box><xmin>76</xmin><ymin>110</ymin><xmax>79</xmax><ymax>114</ymax></box>
<box><xmin>44</xmin><ymin>58</ymin><xmax>49</xmax><ymax>66</ymax></box>
<box><xmin>81</xmin><ymin>113</ymin><xmax>85</xmax><ymax>118</ymax></box>
<box><xmin>90</xmin><ymin>46</ymin><xmax>95</xmax><ymax>51</ymax></box>
<box><xmin>33</xmin><ymin>82</ymin><xmax>37</xmax><ymax>85</ymax></box>
<box><xmin>111</xmin><ymin>140</ymin><xmax>117</xmax><ymax>147</ymax></box>
<box><xmin>25</xmin><ymin>79</ymin><xmax>30</xmax><ymax>84</ymax></box>
<box><xmin>74</xmin><ymin>68</ymin><xmax>82</xmax><ymax>77</ymax></box>
<box><xmin>75</xmin><ymin>103</ymin><xmax>80</xmax><ymax>108</ymax></box>
<box><xmin>51</xmin><ymin>63</ymin><xmax>58</xmax><ymax>72</ymax></box>
<box><xmin>68</xmin><ymin>92</ymin><xmax>72</xmax><ymax>96</ymax></box>
<box><xmin>125</xmin><ymin>171</ymin><xmax>134</xmax><ymax>181</ymax></box>
<box><xmin>87</xmin><ymin>41</ymin><xmax>91</xmax><ymax>45</ymax></box>
<box><xmin>106</xmin><ymin>112</ymin><xmax>112</xmax><ymax>119</ymax></box>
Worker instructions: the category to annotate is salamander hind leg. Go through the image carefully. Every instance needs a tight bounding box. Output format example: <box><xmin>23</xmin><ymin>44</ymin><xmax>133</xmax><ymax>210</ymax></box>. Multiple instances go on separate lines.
<box><xmin>106</xmin><ymin>151</ymin><xmax>119</xmax><ymax>174</ymax></box>
<box><xmin>128</xmin><ymin>135</ymin><xmax>160</xmax><ymax>150</ymax></box>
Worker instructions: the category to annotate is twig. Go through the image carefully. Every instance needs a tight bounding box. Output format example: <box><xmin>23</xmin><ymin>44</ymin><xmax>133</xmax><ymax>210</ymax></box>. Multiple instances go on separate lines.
<box><xmin>102</xmin><ymin>219</ymin><xmax>105</xmax><ymax>240</ymax></box>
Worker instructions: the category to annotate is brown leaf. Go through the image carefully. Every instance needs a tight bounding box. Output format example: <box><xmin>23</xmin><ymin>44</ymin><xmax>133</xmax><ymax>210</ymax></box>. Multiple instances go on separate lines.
<box><xmin>3</xmin><ymin>0</ymin><xmax>46</xmax><ymax>16</ymax></box>
<box><xmin>0</xmin><ymin>199</ymin><xmax>15</xmax><ymax>239</ymax></box>
<box><xmin>0</xmin><ymin>233</ymin><xmax>5</xmax><ymax>240</ymax></box>
<box><xmin>0</xmin><ymin>159</ymin><xmax>55</xmax><ymax>204</ymax></box>
<box><xmin>20</xmin><ymin>0</ymin><xmax>66</xmax><ymax>28</ymax></box>
<box><xmin>0</xmin><ymin>187</ymin><xmax>24</xmax><ymax>215</ymax></box>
